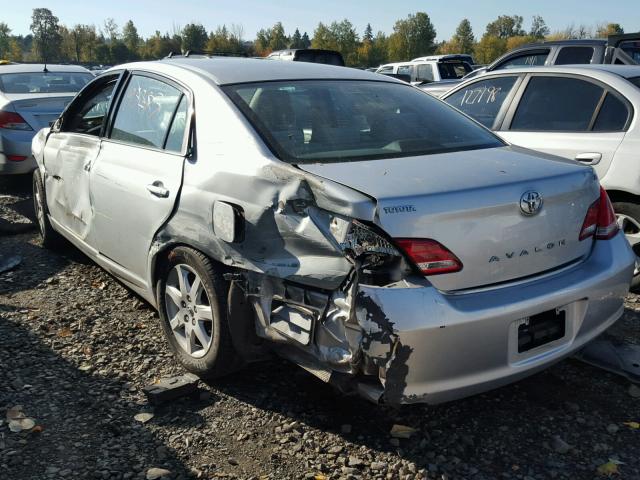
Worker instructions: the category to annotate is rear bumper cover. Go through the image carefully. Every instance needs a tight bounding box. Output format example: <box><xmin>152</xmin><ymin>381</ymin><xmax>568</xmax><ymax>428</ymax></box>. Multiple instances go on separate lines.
<box><xmin>358</xmin><ymin>232</ymin><xmax>634</xmax><ymax>404</ymax></box>
<box><xmin>0</xmin><ymin>153</ymin><xmax>37</xmax><ymax>174</ymax></box>
<box><xmin>0</xmin><ymin>130</ymin><xmax>38</xmax><ymax>174</ymax></box>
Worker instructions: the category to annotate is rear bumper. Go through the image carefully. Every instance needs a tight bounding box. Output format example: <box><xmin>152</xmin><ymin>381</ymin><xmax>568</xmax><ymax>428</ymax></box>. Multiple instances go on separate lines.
<box><xmin>358</xmin><ymin>232</ymin><xmax>634</xmax><ymax>404</ymax></box>
<box><xmin>0</xmin><ymin>153</ymin><xmax>37</xmax><ymax>174</ymax></box>
<box><xmin>0</xmin><ymin>130</ymin><xmax>37</xmax><ymax>175</ymax></box>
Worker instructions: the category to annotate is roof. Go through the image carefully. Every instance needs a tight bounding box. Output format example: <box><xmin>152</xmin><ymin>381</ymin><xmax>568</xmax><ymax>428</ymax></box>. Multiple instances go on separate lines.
<box><xmin>477</xmin><ymin>64</ymin><xmax>640</xmax><ymax>79</ymax></box>
<box><xmin>140</xmin><ymin>57</ymin><xmax>395</xmax><ymax>85</ymax></box>
<box><xmin>0</xmin><ymin>64</ymin><xmax>92</xmax><ymax>74</ymax></box>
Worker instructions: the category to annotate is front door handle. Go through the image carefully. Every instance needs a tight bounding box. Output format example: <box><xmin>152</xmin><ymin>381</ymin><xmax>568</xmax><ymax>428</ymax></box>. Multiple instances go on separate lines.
<box><xmin>146</xmin><ymin>182</ymin><xmax>169</xmax><ymax>198</ymax></box>
<box><xmin>575</xmin><ymin>152</ymin><xmax>602</xmax><ymax>165</ymax></box>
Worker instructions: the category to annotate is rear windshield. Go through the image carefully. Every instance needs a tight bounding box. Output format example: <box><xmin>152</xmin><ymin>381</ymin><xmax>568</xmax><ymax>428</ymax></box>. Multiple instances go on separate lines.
<box><xmin>0</xmin><ymin>72</ymin><xmax>93</xmax><ymax>94</ymax></box>
<box><xmin>294</xmin><ymin>51</ymin><xmax>345</xmax><ymax>66</ymax></box>
<box><xmin>438</xmin><ymin>62</ymin><xmax>473</xmax><ymax>79</ymax></box>
<box><xmin>223</xmin><ymin>80</ymin><xmax>503</xmax><ymax>164</ymax></box>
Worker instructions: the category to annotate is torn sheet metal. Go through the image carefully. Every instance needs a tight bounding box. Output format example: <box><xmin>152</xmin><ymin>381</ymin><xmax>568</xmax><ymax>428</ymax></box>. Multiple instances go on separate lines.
<box><xmin>153</xmin><ymin>162</ymin><xmax>376</xmax><ymax>291</ymax></box>
<box><xmin>574</xmin><ymin>335</ymin><xmax>640</xmax><ymax>383</ymax></box>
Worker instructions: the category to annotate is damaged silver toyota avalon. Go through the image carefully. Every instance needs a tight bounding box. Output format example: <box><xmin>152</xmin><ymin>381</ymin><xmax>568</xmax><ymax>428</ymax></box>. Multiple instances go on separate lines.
<box><xmin>31</xmin><ymin>58</ymin><xmax>635</xmax><ymax>404</ymax></box>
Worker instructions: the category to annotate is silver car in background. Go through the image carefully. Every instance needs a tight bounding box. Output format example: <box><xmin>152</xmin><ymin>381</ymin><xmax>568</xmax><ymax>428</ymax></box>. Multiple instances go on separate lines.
<box><xmin>0</xmin><ymin>64</ymin><xmax>93</xmax><ymax>174</ymax></box>
<box><xmin>31</xmin><ymin>58</ymin><xmax>634</xmax><ymax>404</ymax></box>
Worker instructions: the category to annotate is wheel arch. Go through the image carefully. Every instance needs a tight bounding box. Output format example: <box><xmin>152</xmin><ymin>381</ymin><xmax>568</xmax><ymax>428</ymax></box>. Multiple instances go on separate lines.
<box><xmin>605</xmin><ymin>189</ymin><xmax>640</xmax><ymax>206</ymax></box>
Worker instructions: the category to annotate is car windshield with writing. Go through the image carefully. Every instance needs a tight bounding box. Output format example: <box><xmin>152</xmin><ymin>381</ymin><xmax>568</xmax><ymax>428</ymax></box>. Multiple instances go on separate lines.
<box><xmin>223</xmin><ymin>80</ymin><xmax>503</xmax><ymax>164</ymax></box>
<box><xmin>0</xmin><ymin>72</ymin><xmax>93</xmax><ymax>94</ymax></box>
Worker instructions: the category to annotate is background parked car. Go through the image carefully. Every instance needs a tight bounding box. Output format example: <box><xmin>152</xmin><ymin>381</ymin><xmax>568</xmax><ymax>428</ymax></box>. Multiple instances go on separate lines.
<box><xmin>440</xmin><ymin>64</ymin><xmax>640</xmax><ymax>286</ymax></box>
<box><xmin>0</xmin><ymin>63</ymin><xmax>93</xmax><ymax>174</ymax></box>
<box><xmin>266</xmin><ymin>48</ymin><xmax>345</xmax><ymax>66</ymax></box>
<box><xmin>422</xmin><ymin>33</ymin><xmax>640</xmax><ymax>97</ymax></box>
<box><xmin>376</xmin><ymin>55</ymin><xmax>473</xmax><ymax>85</ymax></box>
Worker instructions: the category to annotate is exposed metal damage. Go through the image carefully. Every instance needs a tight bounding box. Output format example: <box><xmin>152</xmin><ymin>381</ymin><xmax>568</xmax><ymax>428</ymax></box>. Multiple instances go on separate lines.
<box><xmin>151</xmin><ymin>162</ymin><xmax>416</xmax><ymax>404</ymax></box>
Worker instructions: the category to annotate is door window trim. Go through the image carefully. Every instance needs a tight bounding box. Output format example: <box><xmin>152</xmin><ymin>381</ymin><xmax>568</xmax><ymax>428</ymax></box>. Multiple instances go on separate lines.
<box><xmin>501</xmin><ymin>72</ymin><xmax>634</xmax><ymax>133</ymax></box>
<box><xmin>103</xmin><ymin>70</ymin><xmax>194</xmax><ymax>157</ymax></box>
<box><xmin>491</xmin><ymin>48</ymin><xmax>551</xmax><ymax>71</ymax></box>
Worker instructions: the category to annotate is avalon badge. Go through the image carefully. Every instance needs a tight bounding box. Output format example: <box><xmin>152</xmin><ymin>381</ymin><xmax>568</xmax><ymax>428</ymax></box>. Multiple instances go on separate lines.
<box><xmin>520</xmin><ymin>191</ymin><xmax>543</xmax><ymax>216</ymax></box>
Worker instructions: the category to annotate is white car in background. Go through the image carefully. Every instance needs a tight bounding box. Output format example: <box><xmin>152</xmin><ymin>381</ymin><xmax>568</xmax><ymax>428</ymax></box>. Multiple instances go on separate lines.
<box><xmin>0</xmin><ymin>64</ymin><xmax>93</xmax><ymax>174</ymax></box>
<box><xmin>376</xmin><ymin>55</ymin><xmax>473</xmax><ymax>85</ymax></box>
<box><xmin>440</xmin><ymin>65</ymin><xmax>640</xmax><ymax>286</ymax></box>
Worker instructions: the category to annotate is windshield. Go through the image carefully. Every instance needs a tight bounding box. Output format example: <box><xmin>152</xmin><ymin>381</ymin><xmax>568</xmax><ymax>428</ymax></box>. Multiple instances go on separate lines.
<box><xmin>0</xmin><ymin>72</ymin><xmax>93</xmax><ymax>94</ymax></box>
<box><xmin>223</xmin><ymin>80</ymin><xmax>503</xmax><ymax>164</ymax></box>
<box><xmin>628</xmin><ymin>76</ymin><xmax>640</xmax><ymax>88</ymax></box>
<box><xmin>438</xmin><ymin>62</ymin><xmax>473</xmax><ymax>79</ymax></box>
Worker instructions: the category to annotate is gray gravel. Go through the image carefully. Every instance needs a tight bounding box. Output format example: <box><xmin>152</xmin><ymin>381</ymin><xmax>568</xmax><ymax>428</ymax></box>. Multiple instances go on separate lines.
<box><xmin>1</xmin><ymin>174</ymin><xmax>639</xmax><ymax>480</ymax></box>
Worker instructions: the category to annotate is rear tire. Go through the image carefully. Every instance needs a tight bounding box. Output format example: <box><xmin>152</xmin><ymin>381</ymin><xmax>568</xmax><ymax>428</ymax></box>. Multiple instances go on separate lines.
<box><xmin>156</xmin><ymin>247</ymin><xmax>241</xmax><ymax>378</ymax></box>
<box><xmin>612</xmin><ymin>201</ymin><xmax>640</xmax><ymax>290</ymax></box>
<box><xmin>32</xmin><ymin>169</ymin><xmax>64</xmax><ymax>249</ymax></box>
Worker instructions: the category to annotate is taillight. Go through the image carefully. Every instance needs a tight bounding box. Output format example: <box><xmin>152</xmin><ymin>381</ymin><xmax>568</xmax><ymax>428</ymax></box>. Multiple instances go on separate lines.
<box><xmin>395</xmin><ymin>238</ymin><xmax>463</xmax><ymax>275</ymax></box>
<box><xmin>0</xmin><ymin>111</ymin><xmax>32</xmax><ymax>130</ymax></box>
<box><xmin>7</xmin><ymin>155</ymin><xmax>27</xmax><ymax>161</ymax></box>
<box><xmin>579</xmin><ymin>187</ymin><xmax>618</xmax><ymax>241</ymax></box>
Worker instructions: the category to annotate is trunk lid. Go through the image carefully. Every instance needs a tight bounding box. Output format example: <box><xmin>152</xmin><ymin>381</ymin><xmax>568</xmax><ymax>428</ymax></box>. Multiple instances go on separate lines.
<box><xmin>299</xmin><ymin>146</ymin><xmax>599</xmax><ymax>291</ymax></box>
<box><xmin>5</xmin><ymin>94</ymin><xmax>75</xmax><ymax>130</ymax></box>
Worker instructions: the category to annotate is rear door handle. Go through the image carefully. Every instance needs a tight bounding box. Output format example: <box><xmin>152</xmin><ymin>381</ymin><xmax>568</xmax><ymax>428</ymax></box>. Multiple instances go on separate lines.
<box><xmin>575</xmin><ymin>152</ymin><xmax>602</xmax><ymax>165</ymax></box>
<box><xmin>146</xmin><ymin>182</ymin><xmax>169</xmax><ymax>198</ymax></box>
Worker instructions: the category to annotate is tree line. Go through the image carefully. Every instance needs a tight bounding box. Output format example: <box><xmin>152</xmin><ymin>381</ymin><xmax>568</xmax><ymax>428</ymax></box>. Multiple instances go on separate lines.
<box><xmin>0</xmin><ymin>8</ymin><xmax>629</xmax><ymax>68</ymax></box>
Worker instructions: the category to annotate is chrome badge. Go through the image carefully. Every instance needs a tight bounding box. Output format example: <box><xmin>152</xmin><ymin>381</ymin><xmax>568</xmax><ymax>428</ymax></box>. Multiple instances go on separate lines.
<box><xmin>520</xmin><ymin>191</ymin><xmax>543</xmax><ymax>216</ymax></box>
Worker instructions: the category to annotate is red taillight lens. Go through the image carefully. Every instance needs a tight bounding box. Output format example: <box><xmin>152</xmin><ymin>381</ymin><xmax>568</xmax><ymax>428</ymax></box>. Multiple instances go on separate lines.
<box><xmin>579</xmin><ymin>187</ymin><xmax>618</xmax><ymax>241</ymax></box>
<box><xmin>0</xmin><ymin>111</ymin><xmax>32</xmax><ymax>130</ymax></box>
<box><xmin>6</xmin><ymin>155</ymin><xmax>27</xmax><ymax>161</ymax></box>
<box><xmin>395</xmin><ymin>238</ymin><xmax>463</xmax><ymax>275</ymax></box>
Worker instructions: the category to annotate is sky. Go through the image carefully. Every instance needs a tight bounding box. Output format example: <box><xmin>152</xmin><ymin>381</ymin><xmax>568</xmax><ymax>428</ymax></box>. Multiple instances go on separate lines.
<box><xmin>2</xmin><ymin>0</ymin><xmax>639</xmax><ymax>41</ymax></box>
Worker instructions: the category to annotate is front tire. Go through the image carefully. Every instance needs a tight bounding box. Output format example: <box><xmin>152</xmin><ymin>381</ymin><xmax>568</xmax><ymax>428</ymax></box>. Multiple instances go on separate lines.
<box><xmin>613</xmin><ymin>201</ymin><xmax>640</xmax><ymax>290</ymax></box>
<box><xmin>157</xmin><ymin>247</ymin><xmax>240</xmax><ymax>378</ymax></box>
<box><xmin>32</xmin><ymin>169</ymin><xmax>64</xmax><ymax>249</ymax></box>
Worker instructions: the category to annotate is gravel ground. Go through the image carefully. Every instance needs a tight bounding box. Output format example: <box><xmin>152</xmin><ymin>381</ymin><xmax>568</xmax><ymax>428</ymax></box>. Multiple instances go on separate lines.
<box><xmin>0</xmin><ymin>175</ymin><xmax>639</xmax><ymax>480</ymax></box>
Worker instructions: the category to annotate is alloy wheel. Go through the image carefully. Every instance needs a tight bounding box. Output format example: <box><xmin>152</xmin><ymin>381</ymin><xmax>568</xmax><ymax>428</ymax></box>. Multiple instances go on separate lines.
<box><xmin>164</xmin><ymin>264</ymin><xmax>213</xmax><ymax>359</ymax></box>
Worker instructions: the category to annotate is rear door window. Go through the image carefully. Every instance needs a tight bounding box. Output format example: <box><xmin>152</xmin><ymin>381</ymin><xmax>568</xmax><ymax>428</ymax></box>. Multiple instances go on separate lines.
<box><xmin>496</xmin><ymin>50</ymin><xmax>549</xmax><ymax>69</ymax></box>
<box><xmin>592</xmin><ymin>93</ymin><xmax>630</xmax><ymax>131</ymax></box>
<box><xmin>445</xmin><ymin>76</ymin><xmax>519</xmax><ymax>128</ymax></box>
<box><xmin>555</xmin><ymin>46</ymin><xmax>594</xmax><ymax>65</ymax></box>
<box><xmin>510</xmin><ymin>76</ymin><xmax>603</xmax><ymax>131</ymax></box>
<box><xmin>110</xmin><ymin>75</ymin><xmax>184</xmax><ymax>149</ymax></box>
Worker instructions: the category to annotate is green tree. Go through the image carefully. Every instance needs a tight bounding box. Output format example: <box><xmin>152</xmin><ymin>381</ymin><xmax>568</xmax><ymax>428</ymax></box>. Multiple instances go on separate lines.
<box><xmin>451</xmin><ymin>18</ymin><xmax>475</xmax><ymax>54</ymax></box>
<box><xmin>122</xmin><ymin>20</ymin><xmax>140</xmax><ymax>59</ymax></box>
<box><xmin>596</xmin><ymin>23</ymin><xmax>624</xmax><ymax>38</ymax></box>
<box><xmin>181</xmin><ymin>23</ymin><xmax>208</xmax><ymax>52</ymax></box>
<box><xmin>529</xmin><ymin>15</ymin><xmax>549</xmax><ymax>39</ymax></box>
<box><xmin>485</xmin><ymin>15</ymin><xmax>525</xmax><ymax>38</ymax></box>
<box><xmin>0</xmin><ymin>22</ymin><xmax>11</xmax><ymax>59</ymax></box>
<box><xmin>30</xmin><ymin>8</ymin><xmax>61</xmax><ymax>63</ymax></box>
<box><xmin>387</xmin><ymin>12</ymin><xmax>437</xmax><ymax>61</ymax></box>
<box><xmin>363</xmin><ymin>23</ymin><xmax>373</xmax><ymax>42</ymax></box>
<box><xmin>474</xmin><ymin>35</ymin><xmax>507</xmax><ymax>64</ymax></box>
<box><xmin>290</xmin><ymin>28</ymin><xmax>303</xmax><ymax>48</ymax></box>
<box><xmin>301</xmin><ymin>32</ymin><xmax>311</xmax><ymax>48</ymax></box>
<box><xmin>255</xmin><ymin>22</ymin><xmax>289</xmax><ymax>54</ymax></box>
<box><xmin>7</xmin><ymin>38</ymin><xmax>22</xmax><ymax>62</ymax></box>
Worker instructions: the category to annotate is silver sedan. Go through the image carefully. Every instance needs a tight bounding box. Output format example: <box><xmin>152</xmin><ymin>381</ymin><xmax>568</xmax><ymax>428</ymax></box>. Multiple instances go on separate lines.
<box><xmin>31</xmin><ymin>58</ymin><xmax>635</xmax><ymax>404</ymax></box>
<box><xmin>0</xmin><ymin>63</ymin><xmax>93</xmax><ymax>174</ymax></box>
